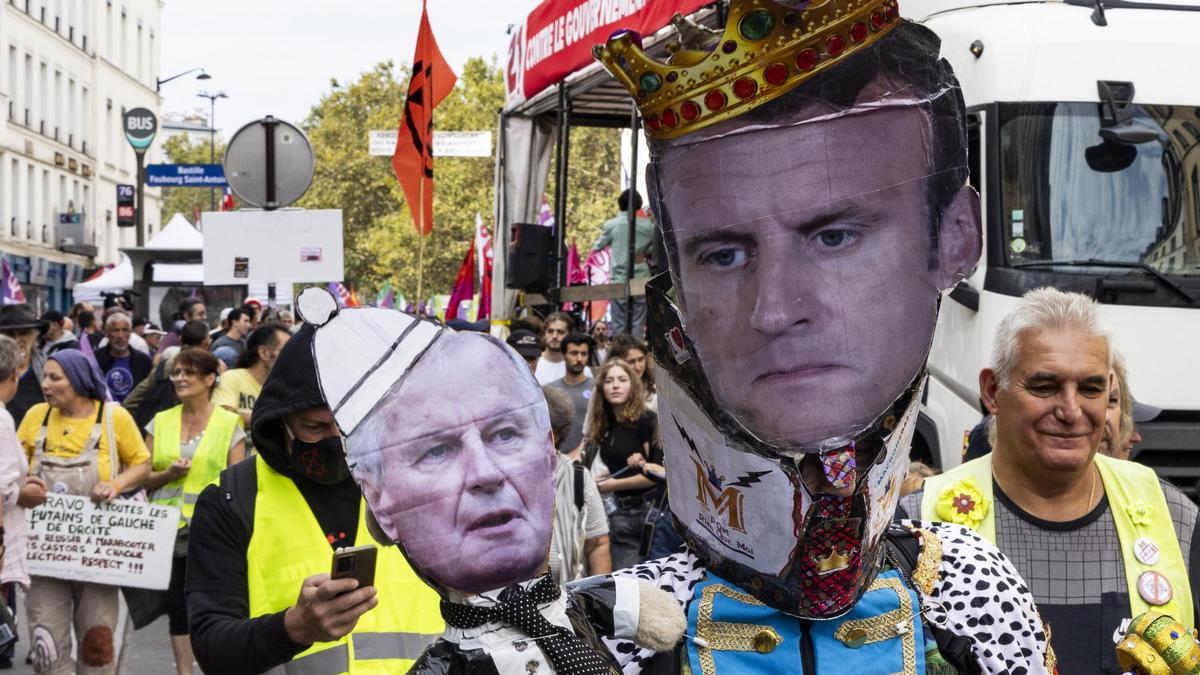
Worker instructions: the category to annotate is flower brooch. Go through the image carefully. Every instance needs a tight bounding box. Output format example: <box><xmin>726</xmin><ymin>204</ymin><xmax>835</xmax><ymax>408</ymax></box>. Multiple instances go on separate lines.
<box><xmin>936</xmin><ymin>478</ymin><xmax>990</xmax><ymax>530</ymax></box>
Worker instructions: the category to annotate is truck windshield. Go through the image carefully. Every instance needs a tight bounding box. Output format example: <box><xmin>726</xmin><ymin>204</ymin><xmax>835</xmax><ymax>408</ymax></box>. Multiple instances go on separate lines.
<box><xmin>999</xmin><ymin>102</ymin><xmax>1200</xmax><ymax>276</ymax></box>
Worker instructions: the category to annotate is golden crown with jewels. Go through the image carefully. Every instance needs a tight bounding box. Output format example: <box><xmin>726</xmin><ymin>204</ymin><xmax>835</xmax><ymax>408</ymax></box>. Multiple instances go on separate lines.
<box><xmin>593</xmin><ymin>0</ymin><xmax>901</xmax><ymax>140</ymax></box>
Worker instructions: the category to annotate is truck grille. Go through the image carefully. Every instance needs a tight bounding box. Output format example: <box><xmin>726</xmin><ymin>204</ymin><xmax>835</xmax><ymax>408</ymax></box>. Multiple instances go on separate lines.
<box><xmin>1132</xmin><ymin>411</ymin><xmax>1200</xmax><ymax>502</ymax></box>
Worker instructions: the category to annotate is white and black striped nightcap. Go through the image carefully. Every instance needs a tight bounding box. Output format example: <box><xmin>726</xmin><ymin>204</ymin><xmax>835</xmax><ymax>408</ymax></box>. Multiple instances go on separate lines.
<box><xmin>296</xmin><ymin>286</ymin><xmax>443</xmax><ymax>436</ymax></box>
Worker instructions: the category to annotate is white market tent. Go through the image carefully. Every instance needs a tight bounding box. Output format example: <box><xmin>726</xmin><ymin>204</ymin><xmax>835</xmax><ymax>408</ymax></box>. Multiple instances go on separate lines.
<box><xmin>148</xmin><ymin>214</ymin><xmax>204</xmax><ymax>284</ymax></box>
<box><xmin>148</xmin><ymin>213</ymin><xmax>203</xmax><ymax>250</ymax></box>
<box><xmin>73</xmin><ymin>214</ymin><xmax>205</xmax><ymax>304</ymax></box>
<box><xmin>72</xmin><ymin>253</ymin><xmax>134</xmax><ymax>304</ymax></box>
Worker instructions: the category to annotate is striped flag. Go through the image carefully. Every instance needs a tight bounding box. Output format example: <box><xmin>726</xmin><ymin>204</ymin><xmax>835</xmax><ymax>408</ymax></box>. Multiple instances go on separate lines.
<box><xmin>327</xmin><ymin>282</ymin><xmax>352</xmax><ymax>308</ymax></box>
<box><xmin>376</xmin><ymin>281</ymin><xmax>395</xmax><ymax>309</ymax></box>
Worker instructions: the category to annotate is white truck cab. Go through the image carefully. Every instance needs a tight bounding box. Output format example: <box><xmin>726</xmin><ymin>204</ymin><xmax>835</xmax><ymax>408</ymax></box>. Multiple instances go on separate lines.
<box><xmin>901</xmin><ymin>0</ymin><xmax>1200</xmax><ymax>495</ymax></box>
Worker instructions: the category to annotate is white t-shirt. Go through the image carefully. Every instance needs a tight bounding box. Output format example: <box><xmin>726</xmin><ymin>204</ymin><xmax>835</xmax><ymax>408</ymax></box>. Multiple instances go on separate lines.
<box><xmin>535</xmin><ymin>356</ymin><xmax>592</xmax><ymax>386</ymax></box>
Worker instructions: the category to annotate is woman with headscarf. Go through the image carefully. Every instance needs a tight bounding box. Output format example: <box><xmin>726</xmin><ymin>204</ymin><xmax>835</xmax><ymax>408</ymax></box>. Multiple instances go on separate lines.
<box><xmin>16</xmin><ymin>350</ymin><xmax>151</xmax><ymax>675</ymax></box>
<box><xmin>143</xmin><ymin>348</ymin><xmax>244</xmax><ymax>675</ymax></box>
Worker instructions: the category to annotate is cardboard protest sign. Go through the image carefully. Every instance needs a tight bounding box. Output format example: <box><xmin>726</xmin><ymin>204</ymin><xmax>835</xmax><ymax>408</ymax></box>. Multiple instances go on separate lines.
<box><xmin>25</xmin><ymin>494</ymin><xmax>180</xmax><ymax>590</ymax></box>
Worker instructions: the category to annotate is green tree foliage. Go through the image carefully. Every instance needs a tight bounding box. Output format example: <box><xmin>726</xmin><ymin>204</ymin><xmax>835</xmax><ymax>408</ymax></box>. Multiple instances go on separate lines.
<box><xmin>299</xmin><ymin>56</ymin><xmax>622</xmax><ymax>302</ymax></box>
<box><xmin>159</xmin><ymin>133</ymin><xmax>231</xmax><ymax>227</ymax></box>
<box><xmin>547</xmin><ymin>125</ymin><xmax>623</xmax><ymax>256</ymax></box>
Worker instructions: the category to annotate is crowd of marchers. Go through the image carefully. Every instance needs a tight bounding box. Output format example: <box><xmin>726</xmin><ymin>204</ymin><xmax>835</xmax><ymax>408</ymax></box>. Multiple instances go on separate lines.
<box><xmin>0</xmin><ymin>281</ymin><xmax>1185</xmax><ymax>674</ymax></box>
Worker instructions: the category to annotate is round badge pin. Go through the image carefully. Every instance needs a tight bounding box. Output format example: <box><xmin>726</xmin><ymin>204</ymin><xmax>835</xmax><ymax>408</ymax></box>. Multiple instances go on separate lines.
<box><xmin>1134</xmin><ymin>537</ymin><xmax>1161</xmax><ymax>566</ymax></box>
<box><xmin>52</xmin><ymin>481</ymin><xmax>68</xmax><ymax>494</ymax></box>
<box><xmin>1137</xmin><ymin>570</ymin><xmax>1173</xmax><ymax>606</ymax></box>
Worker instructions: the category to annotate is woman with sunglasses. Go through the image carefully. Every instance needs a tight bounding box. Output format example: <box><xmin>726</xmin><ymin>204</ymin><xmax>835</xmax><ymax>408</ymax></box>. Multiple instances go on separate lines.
<box><xmin>144</xmin><ymin>349</ymin><xmax>245</xmax><ymax>675</ymax></box>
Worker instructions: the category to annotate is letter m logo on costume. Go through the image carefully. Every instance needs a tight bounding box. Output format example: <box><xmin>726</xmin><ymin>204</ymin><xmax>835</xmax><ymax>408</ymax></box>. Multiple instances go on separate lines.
<box><xmin>692</xmin><ymin>457</ymin><xmax>749</xmax><ymax>533</ymax></box>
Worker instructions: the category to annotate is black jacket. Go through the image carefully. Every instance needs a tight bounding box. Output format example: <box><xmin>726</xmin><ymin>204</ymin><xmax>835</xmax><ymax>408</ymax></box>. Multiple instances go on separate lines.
<box><xmin>186</xmin><ymin>323</ymin><xmax>362</xmax><ymax>675</ymax></box>
<box><xmin>94</xmin><ymin>346</ymin><xmax>152</xmax><ymax>391</ymax></box>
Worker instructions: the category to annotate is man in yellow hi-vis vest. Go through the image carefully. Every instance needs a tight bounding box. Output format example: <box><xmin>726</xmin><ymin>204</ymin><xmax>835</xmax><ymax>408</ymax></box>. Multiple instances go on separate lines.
<box><xmin>899</xmin><ymin>288</ymin><xmax>1198</xmax><ymax>675</ymax></box>
<box><xmin>187</xmin><ymin>319</ymin><xmax>443</xmax><ymax>674</ymax></box>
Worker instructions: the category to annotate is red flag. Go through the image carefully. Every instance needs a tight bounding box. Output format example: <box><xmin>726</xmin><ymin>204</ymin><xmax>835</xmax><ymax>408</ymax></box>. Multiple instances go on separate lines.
<box><xmin>221</xmin><ymin>187</ymin><xmax>235</xmax><ymax>211</ymax></box>
<box><xmin>567</xmin><ymin>242</ymin><xmax>587</xmax><ymax>285</ymax></box>
<box><xmin>392</xmin><ymin>2</ymin><xmax>457</xmax><ymax>236</ymax></box>
<box><xmin>446</xmin><ymin>243</ymin><xmax>475</xmax><ymax>321</ymax></box>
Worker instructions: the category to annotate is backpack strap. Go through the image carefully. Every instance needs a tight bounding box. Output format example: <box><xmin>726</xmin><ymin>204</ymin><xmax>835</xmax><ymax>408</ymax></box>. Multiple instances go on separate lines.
<box><xmin>884</xmin><ymin>523</ymin><xmax>920</xmax><ymax>578</ymax></box>
<box><xmin>573</xmin><ymin>460</ymin><xmax>586</xmax><ymax>512</ymax></box>
<box><xmin>884</xmin><ymin>525</ymin><xmax>982</xmax><ymax>675</ymax></box>
<box><xmin>217</xmin><ymin>456</ymin><xmax>258</xmax><ymax>536</ymax></box>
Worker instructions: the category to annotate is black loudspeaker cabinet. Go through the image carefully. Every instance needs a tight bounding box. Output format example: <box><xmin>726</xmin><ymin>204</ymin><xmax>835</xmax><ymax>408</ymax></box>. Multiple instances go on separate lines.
<box><xmin>506</xmin><ymin>223</ymin><xmax>555</xmax><ymax>292</ymax></box>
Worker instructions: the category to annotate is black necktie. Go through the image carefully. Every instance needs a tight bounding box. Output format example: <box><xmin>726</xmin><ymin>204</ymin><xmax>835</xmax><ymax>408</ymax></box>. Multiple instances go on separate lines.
<box><xmin>440</xmin><ymin>576</ymin><xmax>616</xmax><ymax>675</ymax></box>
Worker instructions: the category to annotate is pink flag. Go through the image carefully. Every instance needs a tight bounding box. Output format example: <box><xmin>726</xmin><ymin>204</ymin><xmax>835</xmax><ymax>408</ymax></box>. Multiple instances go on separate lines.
<box><xmin>1</xmin><ymin>258</ymin><xmax>26</xmax><ymax>305</ymax></box>
<box><xmin>585</xmin><ymin>248</ymin><xmax>612</xmax><ymax>322</ymax></box>
<box><xmin>567</xmin><ymin>242</ymin><xmax>587</xmax><ymax>286</ymax></box>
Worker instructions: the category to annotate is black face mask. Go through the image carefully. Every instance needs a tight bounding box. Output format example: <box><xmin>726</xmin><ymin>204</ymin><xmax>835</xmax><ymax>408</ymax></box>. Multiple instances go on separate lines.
<box><xmin>285</xmin><ymin>426</ymin><xmax>350</xmax><ymax>485</ymax></box>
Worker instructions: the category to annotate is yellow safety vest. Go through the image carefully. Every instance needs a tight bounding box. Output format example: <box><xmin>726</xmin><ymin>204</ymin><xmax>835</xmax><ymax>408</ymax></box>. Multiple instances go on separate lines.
<box><xmin>922</xmin><ymin>453</ymin><xmax>1194</xmax><ymax>628</ymax></box>
<box><xmin>246</xmin><ymin>455</ymin><xmax>443</xmax><ymax>673</ymax></box>
<box><xmin>152</xmin><ymin>405</ymin><xmax>241</xmax><ymax>527</ymax></box>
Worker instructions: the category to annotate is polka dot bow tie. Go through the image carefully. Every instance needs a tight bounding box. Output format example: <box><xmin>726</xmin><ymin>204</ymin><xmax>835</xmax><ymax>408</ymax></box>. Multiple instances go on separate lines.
<box><xmin>440</xmin><ymin>576</ymin><xmax>616</xmax><ymax>674</ymax></box>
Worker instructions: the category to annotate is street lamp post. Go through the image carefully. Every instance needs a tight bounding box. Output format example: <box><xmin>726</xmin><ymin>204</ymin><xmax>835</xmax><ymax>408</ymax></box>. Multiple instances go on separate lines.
<box><xmin>156</xmin><ymin>67</ymin><xmax>210</xmax><ymax>93</ymax></box>
<box><xmin>197</xmin><ymin>91</ymin><xmax>229</xmax><ymax>211</ymax></box>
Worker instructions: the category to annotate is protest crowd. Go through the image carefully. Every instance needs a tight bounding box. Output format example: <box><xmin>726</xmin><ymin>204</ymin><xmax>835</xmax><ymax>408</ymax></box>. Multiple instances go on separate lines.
<box><xmin>0</xmin><ymin>275</ymin><xmax>1184</xmax><ymax>674</ymax></box>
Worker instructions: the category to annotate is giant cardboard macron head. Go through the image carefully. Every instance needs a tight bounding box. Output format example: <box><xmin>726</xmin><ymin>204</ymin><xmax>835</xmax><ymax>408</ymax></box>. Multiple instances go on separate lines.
<box><xmin>300</xmin><ymin>288</ymin><xmax>555</xmax><ymax>596</ymax></box>
<box><xmin>596</xmin><ymin>0</ymin><xmax>980</xmax><ymax>617</ymax></box>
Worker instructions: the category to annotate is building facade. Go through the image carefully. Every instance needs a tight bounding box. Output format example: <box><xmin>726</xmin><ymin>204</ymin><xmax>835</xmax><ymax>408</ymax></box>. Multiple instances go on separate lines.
<box><xmin>0</xmin><ymin>0</ymin><xmax>162</xmax><ymax>311</ymax></box>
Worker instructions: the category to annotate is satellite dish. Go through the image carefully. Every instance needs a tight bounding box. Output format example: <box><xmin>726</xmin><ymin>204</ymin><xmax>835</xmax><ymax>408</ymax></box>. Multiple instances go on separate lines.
<box><xmin>223</xmin><ymin>116</ymin><xmax>314</xmax><ymax>209</ymax></box>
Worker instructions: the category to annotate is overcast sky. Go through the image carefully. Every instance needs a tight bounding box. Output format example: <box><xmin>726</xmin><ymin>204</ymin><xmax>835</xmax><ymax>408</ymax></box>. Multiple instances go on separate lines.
<box><xmin>160</xmin><ymin>0</ymin><xmax>540</xmax><ymax>136</ymax></box>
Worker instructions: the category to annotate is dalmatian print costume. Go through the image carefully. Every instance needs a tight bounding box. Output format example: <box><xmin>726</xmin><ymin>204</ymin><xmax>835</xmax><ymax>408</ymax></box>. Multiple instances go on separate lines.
<box><xmin>602</xmin><ymin>520</ymin><xmax>1053</xmax><ymax>675</ymax></box>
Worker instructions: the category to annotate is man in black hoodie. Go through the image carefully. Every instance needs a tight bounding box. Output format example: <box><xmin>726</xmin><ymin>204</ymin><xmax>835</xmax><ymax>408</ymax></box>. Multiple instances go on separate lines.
<box><xmin>186</xmin><ymin>321</ymin><xmax>442</xmax><ymax>674</ymax></box>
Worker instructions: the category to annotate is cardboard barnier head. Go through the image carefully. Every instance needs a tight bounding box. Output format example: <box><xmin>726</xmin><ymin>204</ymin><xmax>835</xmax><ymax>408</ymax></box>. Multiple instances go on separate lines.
<box><xmin>596</xmin><ymin>2</ymin><xmax>980</xmax><ymax>618</ymax></box>
<box><xmin>300</xmin><ymin>288</ymin><xmax>556</xmax><ymax>597</ymax></box>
